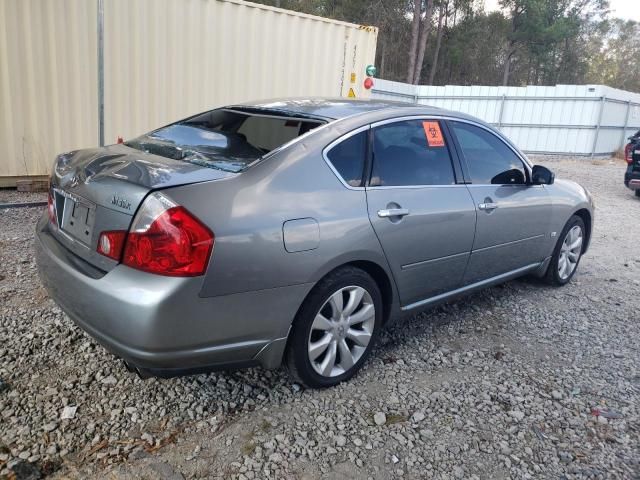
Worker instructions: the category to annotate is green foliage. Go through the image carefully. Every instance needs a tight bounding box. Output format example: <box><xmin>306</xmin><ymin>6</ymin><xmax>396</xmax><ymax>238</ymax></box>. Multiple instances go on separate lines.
<box><xmin>587</xmin><ymin>19</ymin><xmax>640</xmax><ymax>92</ymax></box>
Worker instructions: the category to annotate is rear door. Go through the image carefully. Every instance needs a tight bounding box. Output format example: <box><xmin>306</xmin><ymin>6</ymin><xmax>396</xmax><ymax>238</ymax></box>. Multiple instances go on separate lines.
<box><xmin>365</xmin><ymin>118</ymin><xmax>477</xmax><ymax>307</ymax></box>
<box><xmin>448</xmin><ymin>120</ymin><xmax>551</xmax><ymax>284</ymax></box>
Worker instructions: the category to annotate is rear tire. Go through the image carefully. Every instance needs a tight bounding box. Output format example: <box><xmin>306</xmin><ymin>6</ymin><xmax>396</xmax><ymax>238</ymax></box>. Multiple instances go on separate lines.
<box><xmin>635</xmin><ymin>189</ymin><xmax>640</xmax><ymax>198</ymax></box>
<box><xmin>285</xmin><ymin>266</ymin><xmax>383</xmax><ymax>388</ymax></box>
<box><xmin>544</xmin><ymin>215</ymin><xmax>585</xmax><ymax>286</ymax></box>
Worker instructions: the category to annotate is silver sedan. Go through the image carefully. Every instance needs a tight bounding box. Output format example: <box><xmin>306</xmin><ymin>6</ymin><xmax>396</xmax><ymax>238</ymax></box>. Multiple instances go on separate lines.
<box><xmin>35</xmin><ymin>98</ymin><xmax>594</xmax><ymax>388</ymax></box>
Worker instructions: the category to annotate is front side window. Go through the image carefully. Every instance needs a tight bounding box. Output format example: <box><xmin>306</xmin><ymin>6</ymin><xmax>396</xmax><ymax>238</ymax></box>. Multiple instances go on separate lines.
<box><xmin>126</xmin><ymin>109</ymin><xmax>324</xmax><ymax>173</ymax></box>
<box><xmin>370</xmin><ymin>119</ymin><xmax>455</xmax><ymax>187</ymax></box>
<box><xmin>450</xmin><ymin>122</ymin><xmax>526</xmax><ymax>185</ymax></box>
<box><xmin>325</xmin><ymin>131</ymin><xmax>367</xmax><ymax>187</ymax></box>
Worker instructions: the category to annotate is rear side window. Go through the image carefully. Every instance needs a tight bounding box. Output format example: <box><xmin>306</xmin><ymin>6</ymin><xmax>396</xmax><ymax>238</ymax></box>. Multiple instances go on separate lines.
<box><xmin>451</xmin><ymin>122</ymin><xmax>526</xmax><ymax>185</ymax></box>
<box><xmin>370</xmin><ymin>120</ymin><xmax>455</xmax><ymax>186</ymax></box>
<box><xmin>326</xmin><ymin>131</ymin><xmax>367</xmax><ymax>187</ymax></box>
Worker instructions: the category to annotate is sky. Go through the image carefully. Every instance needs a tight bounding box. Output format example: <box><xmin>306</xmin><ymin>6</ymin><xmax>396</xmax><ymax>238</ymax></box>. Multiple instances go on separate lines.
<box><xmin>483</xmin><ymin>0</ymin><xmax>639</xmax><ymax>22</ymax></box>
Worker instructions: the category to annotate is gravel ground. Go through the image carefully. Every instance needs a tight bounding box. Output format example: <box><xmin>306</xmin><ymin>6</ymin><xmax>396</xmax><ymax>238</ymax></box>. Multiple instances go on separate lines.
<box><xmin>1</xmin><ymin>158</ymin><xmax>639</xmax><ymax>480</ymax></box>
<box><xmin>0</xmin><ymin>190</ymin><xmax>47</xmax><ymax>205</ymax></box>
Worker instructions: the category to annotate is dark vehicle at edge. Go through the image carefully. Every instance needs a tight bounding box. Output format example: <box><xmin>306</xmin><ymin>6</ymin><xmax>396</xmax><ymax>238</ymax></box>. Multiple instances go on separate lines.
<box><xmin>624</xmin><ymin>129</ymin><xmax>640</xmax><ymax>197</ymax></box>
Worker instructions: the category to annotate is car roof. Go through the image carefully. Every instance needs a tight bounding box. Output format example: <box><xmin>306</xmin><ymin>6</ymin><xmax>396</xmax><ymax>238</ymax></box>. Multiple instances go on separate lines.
<box><xmin>231</xmin><ymin>97</ymin><xmax>532</xmax><ymax>165</ymax></box>
<box><xmin>229</xmin><ymin>97</ymin><xmax>445</xmax><ymax>121</ymax></box>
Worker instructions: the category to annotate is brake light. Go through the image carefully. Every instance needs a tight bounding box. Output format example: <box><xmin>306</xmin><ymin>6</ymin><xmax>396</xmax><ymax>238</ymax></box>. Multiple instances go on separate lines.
<box><xmin>97</xmin><ymin>231</ymin><xmax>127</xmax><ymax>261</ymax></box>
<box><xmin>47</xmin><ymin>191</ymin><xmax>56</xmax><ymax>225</ymax></box>
<box><xmin>121</xmin><ymin>193</ymin><xmax>214</xmax><ymax>276</ymax></box>
<box><xmin>625</xmin><ymin>143</ymin><xmax>633</xmax><ymax>165</ymax></box>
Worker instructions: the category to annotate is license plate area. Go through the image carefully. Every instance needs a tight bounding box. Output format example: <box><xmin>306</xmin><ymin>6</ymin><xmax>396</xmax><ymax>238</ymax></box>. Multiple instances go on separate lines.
<box><xmin>54</xmin><ymin>190</ymin><xmax>95</xmax><ymax>246</ymax></box>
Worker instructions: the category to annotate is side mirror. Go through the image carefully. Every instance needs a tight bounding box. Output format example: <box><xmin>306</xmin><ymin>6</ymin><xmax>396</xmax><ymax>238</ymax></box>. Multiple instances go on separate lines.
<box><xmin>531</xmin><ymin>165</ymin><xmax>555</xmax><ymax>185</ymax></box>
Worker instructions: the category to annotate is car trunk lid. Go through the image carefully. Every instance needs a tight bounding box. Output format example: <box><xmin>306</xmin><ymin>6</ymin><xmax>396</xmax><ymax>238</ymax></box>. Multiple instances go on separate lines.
<box><xmin>49</xmin><ymin>144</ymin><xmax>235</xmax><ymax>272</ymax></box>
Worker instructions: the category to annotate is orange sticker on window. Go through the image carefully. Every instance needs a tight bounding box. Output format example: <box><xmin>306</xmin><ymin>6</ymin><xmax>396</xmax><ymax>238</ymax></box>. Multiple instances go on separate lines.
<box><xmin>422</xmin><ymin>121</ymin><xmax>445</xmax><ymax>147</ymax></box>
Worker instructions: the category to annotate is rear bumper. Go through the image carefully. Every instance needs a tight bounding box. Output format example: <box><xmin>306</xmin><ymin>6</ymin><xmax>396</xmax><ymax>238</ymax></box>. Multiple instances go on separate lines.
<box><xmin>624</xmin><ymin>167</ymin><xmax>640</xmax><ymax>190</ymax></box>
<box><xmin>35</xmin><ymin>214</ymin><xmax>311</xmax><ymax>374</ymax></box>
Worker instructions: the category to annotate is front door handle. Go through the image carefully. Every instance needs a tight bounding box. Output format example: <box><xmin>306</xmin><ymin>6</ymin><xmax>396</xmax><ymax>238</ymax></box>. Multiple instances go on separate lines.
<box><xmin>377</xmin><ymin>208</ymin><xmax>410</xmax><ymax>218</ymax></box>
<box><xmin>478</xmin><ymin>202</ymin><xmax>498</xmax><ymax>211</ymax></box>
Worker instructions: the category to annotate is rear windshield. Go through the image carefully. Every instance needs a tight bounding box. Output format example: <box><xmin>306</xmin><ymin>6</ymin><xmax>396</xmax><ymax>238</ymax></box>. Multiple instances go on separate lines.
<box><xmin>126</xmin><ymin>108</ymin><xmax>325</xmax><ymax>172</ymax></box>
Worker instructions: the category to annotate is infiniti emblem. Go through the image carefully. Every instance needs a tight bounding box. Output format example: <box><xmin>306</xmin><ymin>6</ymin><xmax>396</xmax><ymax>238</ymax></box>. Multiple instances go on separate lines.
<box><xmin>67</xmin><ymin>174</ymin><xmax>79</xmax><ymax>188</ymax></box>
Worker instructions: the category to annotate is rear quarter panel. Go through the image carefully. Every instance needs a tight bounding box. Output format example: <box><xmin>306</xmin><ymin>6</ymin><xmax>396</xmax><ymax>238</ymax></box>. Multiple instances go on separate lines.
<box><xmin>163</xmin><ymin>121</ymin><xmax>397</xmax><ymax>304</ymax></box>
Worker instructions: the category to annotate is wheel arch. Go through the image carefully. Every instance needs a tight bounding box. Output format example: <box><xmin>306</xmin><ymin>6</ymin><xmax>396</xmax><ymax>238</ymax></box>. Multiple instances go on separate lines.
<box><xmin>573</xmin><ymin>208</ymin><xmax>592</xmax><ymax>253</ymax></box>
<box><xmin>296</xmin><ymin>259</ymin><xmax>398</xmax><ymax>328</ymax></box>
<box><xmin>347</xmin><ymin>260</ymin><xmax>395</xmax><ymax>326</ymax></box>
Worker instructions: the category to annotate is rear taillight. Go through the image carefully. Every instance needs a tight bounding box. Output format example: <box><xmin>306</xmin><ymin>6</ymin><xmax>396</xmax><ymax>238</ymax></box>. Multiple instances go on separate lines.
<box><xmin>47</xmin><ymin>191</ymin><xmax>56</xmax><ymax>225</ymax></box>
<box><xmin>119</xmin><ymin>193</ymin><xmax>214</xmax><ymax>276</ymax></box>
<box><xmin>625</xmin><ymin>143</ymin><xmax>633</xmax><ymax>165</ymax></box>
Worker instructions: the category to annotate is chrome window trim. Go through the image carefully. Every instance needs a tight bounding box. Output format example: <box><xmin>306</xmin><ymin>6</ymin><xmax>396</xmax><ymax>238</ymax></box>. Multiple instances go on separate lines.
<box><xmin>365</xmin><ymin>183</ymin><xmax>544</xmax><ymax>191</ymax></box>
<box><xmin>366</xmin><ymin>184</ymin><xmax>467</xmax><ymax>190</ymax></box>
<box><xmin>466</xmin><ymin>183</ymin><xmax>544</xmax><ymax>188</ymax></box>
<box><xmin>321</xmin><ymin>125</ymin><xmax>370</xmax><ymax>191</ymax></box>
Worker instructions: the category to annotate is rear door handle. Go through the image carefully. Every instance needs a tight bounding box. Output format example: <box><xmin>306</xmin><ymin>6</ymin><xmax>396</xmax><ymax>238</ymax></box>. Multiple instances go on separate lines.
<box><xmin>478</xmin><ymin>202</ymin><xmax>498</xmax><ymax>211</ymax></box>
<box><xmin>377</xmin><ymin>208</ymin><xmax>410</xmax><ymax>218</ymax></box>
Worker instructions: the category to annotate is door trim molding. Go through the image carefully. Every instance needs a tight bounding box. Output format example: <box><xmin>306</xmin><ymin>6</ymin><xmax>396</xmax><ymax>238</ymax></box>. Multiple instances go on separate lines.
<box><xmin>401</xmin><ymin>251</ymin><xmax>469</xmax><ymax>270</ymax></box>
<box><xmin>472</xmin><ymin>234</ymin><xmax>546</xmax><ymax>254</ymax></box>
<box><xmin>401</xmin><ymin>262</ymin><xmax>541</xmax><ymax>311</ymax></box>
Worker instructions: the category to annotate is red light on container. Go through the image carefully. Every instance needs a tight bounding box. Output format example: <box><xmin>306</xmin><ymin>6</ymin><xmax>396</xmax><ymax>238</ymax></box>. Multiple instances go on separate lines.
<box><xmin>364</xmin><ymin>77</ymin><xmax>374</xmax><ymax>90</ymax></box>
<box><xmin>97</xmin><ymin>231</ymin><xmax>127</xmax><ymax>261</ymax></box>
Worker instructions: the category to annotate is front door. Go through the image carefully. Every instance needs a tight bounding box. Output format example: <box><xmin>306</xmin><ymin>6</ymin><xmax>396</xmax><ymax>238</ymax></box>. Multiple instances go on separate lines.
<box><xmin>448</xmin><ymin>120</ymin><xmax>551</xmax><ymax>284</ymax></box>
<box><xmin>365</xmin><ymin>118</ymin><xmax>477</xmax><ymax>307</ymax></box>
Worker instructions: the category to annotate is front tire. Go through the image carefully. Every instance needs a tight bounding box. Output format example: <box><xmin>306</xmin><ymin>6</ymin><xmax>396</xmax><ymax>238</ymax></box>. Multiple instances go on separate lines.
<box><xmin>286</xmin><ymin>266</ymin><xmax>383</xmax><ymax>388</ymax></box>
<box><xmin>544</xmin><ymin>215</ymin><xmax>585</xmax><ymax>286</ymax></box>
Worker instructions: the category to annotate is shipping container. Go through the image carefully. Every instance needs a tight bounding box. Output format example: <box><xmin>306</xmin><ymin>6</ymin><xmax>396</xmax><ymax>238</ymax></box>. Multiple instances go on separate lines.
<box><xmin>0</xmin><ymin>0</ymin><xmax>378</xmax><ymax>184</ymax></box>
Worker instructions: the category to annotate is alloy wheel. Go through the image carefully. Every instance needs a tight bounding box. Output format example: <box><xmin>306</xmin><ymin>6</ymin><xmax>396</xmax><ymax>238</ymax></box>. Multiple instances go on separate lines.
<box><xmin>307</xmin><ymin>286</ymin><xmax>375</xmax><ymax>377</ymax></box>
<box><xmin>558</xmin><ymin>225</ymin><xmax>583</xmax><ymax>280</ymax></box>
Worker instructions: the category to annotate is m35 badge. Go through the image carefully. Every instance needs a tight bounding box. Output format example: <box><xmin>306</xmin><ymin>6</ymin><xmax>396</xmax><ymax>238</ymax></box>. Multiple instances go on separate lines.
<box><xmin>111</xmin><ymin>194</ymin><xmax>131</xmax><ymax>211</ymax></box>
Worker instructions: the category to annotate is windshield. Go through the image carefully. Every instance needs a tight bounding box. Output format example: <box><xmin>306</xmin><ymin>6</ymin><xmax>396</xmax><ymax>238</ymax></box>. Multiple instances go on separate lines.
<box><xmin>126</xmin><ymin>109</ymin><xmax>325</xmax><ymax>172</ymax></box>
